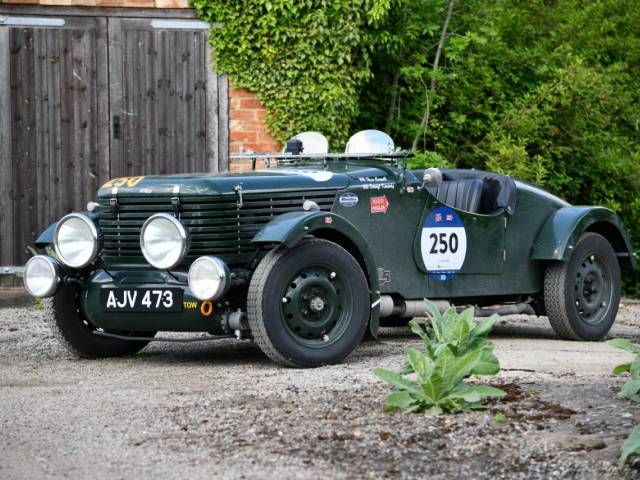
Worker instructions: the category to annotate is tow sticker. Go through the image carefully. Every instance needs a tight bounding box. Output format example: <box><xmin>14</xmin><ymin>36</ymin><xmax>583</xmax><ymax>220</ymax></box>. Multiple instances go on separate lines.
<box><xmin>421</xmin><ymin>206</ymin><xmax>467</xmax><ymax>281</ymax></box>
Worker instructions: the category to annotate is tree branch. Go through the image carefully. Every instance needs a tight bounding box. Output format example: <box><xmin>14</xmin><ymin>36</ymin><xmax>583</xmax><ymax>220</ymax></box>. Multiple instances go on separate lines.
<box><xmin>411</xmin><ymin>0</ymin><xmax>457</xmax><ymax>151</ymax></box>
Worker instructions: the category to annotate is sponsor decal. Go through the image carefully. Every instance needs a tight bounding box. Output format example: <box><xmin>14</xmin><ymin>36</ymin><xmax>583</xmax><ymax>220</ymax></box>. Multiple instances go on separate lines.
<box><xmin>370</xmin><ymin>195</ymin><xmax>389</xmax><ymax>214</ymax></box>
<box><xmin>377</xmin><ymin>267</ymin><xmax>391</xmax><ymax>285</ymax></box>
<box><xmin>357</xmin><ymin>176</ymin><xmax>388</xmax><ymax>182</ymax></box>
<box><xmin>360</xmin><ymin>183</ymin><xmax>395</xmax><ymax>191</ymax></box>
<box><xmin>338</xmin><ymin>192</ymin><xmax>359</xmax><ymax>208</ymax></box>
<box><xmin>101</xmin><ymin>176</ymin><xmax>145</xmax><ymax>188</ymax></box>
<box><xmin>420</xmin><ymin>206</ymin><xmax>467</xmax><ymax>281</ymax></box>
<box><xmin>324</xmin><ymin>216</ymin><xmax>333</xmax><ymax>224</ymax></box>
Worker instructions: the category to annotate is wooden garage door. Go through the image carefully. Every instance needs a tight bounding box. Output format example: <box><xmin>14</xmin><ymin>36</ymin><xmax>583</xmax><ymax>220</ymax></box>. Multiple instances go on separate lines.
<box><xmin>108</xmin><ymin>18</ymin><xmax>228</xmax><ymax>177</ymax></box>
<box><xmin>0</xmin><ymin>12</ymin><xmax>229</xmax><ymax>286</ymax></box>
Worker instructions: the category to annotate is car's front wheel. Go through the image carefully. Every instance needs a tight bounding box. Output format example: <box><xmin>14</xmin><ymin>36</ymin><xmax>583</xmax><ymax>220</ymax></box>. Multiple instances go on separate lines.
<box><xmin>544</xmin><ymin>232</ymin><xmax>621</xmax><ymax>341</ymax></box>
<box><xmin>45</xmin><ymin>284</ymin><xmax>156</xmax><ymax>358</ymax></box>
<box><xmin>247</xmin><ymin>239</ymin><xmax>370</xmax><ymax>367</ymax></box>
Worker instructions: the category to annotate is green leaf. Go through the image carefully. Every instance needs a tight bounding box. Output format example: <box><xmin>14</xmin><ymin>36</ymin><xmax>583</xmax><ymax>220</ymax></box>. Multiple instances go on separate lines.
<box><xmin>613</xmin><ymin>363</ymin><xmax>631</xmax><ymax>375</ymax></box>
<box><xmin>619</xmin><ymin>379</ymin><xmax>640</xmax><ymax>403</ymax></box>
<box><xmin>472</xmin><ymin>316</ymin><xmax>497</xmax><ymax>339</ymax></box>
<box><xmin>386</xmin><ymin>391</ymin><xmax>415</xmax><ymax>410</ymax></box>
<box><xmin>373</xmin><ymin>368</ymin><xmax>424</xmax><ymax>398</ymax></box>
<box><xmin>456</xmin><ymin>384</ymin><xmax>506</xmax><ymax>403</ymax></box>
<box><xmin>423</xmin><ymin>405</ymin><xmax>444</xmax><ymax>417</ymax></box>
<box><xmin>608</xmin><ymin>339</ymin><xmax>640</xmax><ymax>355</ymax></box>
<box><xmin>620</xmin><ymin>425</ymin><xmax>640</xmax><ymax>464</ymax></box>
<box><xmin>471</xmin><ymin>346</ymin><xmax>501</xmax><ymax>376</ymax></box>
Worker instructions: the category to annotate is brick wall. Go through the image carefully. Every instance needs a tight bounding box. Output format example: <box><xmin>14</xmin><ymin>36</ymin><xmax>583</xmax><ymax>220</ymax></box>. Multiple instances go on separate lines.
<box><xmin>229</xmin><ymin>86</ymin><xmax>281</xmax><ymax>171</ymax></box>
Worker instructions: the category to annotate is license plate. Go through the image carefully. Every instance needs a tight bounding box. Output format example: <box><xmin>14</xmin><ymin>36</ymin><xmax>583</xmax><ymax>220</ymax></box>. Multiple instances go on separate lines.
<box><xmin>100</xmin><ymin>288</ymin><xmax>183</xmax><ymax>312</ymax></box>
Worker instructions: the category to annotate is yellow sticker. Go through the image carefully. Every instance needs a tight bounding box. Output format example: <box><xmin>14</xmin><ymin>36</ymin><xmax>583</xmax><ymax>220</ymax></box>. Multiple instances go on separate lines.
<box><xmin>183</xmin><ymin>301</ymin><xmax>198</xmax><ymax>310</ymax></box>
<box><xmin>101</xmin><ymin>176</ymin><xmax>145</xmax><ymax>188</ymax></box>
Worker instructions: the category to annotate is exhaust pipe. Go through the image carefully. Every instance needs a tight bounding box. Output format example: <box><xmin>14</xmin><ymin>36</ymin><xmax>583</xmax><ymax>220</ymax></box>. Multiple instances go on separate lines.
<box><xmin>378</xmin><ymin>296</ymin><xmax>535</xmax><ymax>318</ymax></box>
<box><xmin>379</xmin><ymin>296</ymin><xmax>450</xmax><ymax>318</ymax></box>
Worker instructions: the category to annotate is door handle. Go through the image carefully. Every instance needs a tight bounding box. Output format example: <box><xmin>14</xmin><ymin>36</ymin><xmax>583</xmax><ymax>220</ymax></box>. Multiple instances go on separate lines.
<box><xmin>113</xmin><ymin>115</ymin><xmax>121</xmax><ymax>139</ymax></box>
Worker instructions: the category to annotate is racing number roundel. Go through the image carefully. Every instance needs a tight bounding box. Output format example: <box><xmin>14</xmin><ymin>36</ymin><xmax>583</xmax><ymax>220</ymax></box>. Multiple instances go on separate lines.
<box><xmin>421</xmin><ymin>206</ymin><xmax>467</xmax><ymax>281</ymax></box>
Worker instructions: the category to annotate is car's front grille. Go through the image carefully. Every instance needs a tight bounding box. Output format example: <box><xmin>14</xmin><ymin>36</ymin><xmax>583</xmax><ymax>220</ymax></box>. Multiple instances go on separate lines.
<box><xmin>97</xmin><ymin>190</ymin><xmax>337</xmax><ymax>267</ymax></box>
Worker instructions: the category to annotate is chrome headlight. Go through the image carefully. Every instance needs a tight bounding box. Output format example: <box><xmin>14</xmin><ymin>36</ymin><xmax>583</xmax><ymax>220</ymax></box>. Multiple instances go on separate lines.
<box><xmin>54</xmin><ymin>213</ymin><xmax>99</xmax><ymax>268</ymax></box>
<box><xmin>140</xmin><ymin>213</ymin><xmax>189</xmax><ymax>270</ymax></box>
<box><xmin>188</xmin><ymin>256</ymin><xmax>230</xmax><ymax>301</ymax></box>
<box><xmin>23</xmin><ymin>256</ymin><xmax>60</xmax><ymax>298</ymax></box>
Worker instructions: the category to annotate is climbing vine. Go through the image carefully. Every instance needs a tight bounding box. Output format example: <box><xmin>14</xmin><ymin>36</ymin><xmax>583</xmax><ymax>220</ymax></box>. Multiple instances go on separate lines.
<box><xmin>191</xmin><ymin>0</ymin><xmax>391</xmax><ymax>148</ymax></box>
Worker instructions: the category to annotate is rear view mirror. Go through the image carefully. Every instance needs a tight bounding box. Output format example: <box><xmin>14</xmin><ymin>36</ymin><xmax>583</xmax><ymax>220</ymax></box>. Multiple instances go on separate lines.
<box><xmin>422</xmin><ymin>168</ymin><xmax>443</xmax><ymax>189</ymax></box>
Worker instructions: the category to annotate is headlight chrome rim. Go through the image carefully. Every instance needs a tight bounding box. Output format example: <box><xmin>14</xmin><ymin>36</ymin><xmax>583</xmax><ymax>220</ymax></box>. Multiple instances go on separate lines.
<box><xmin>140</xmin><ymin>213</ymin><xmax>189</xmax><ymax>270</ymax></box>
<box><xmin>188</xmin><ymin>256</ymin><xmax>230</xmax><ymax>301</ymax></box>
<box><xmin>53</xmin><ymin>213</ymin><xmax>99</xmax><ymax>269</ymax></box>
<box><xmin>23</xmin><ymin>255</ymin><xmax>60</xmax><ymax>298</ymax></box>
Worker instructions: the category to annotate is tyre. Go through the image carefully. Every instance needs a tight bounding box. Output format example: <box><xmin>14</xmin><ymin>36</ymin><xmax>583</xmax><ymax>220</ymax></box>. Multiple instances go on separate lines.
<box><xmin>544</xmin><ymin>232</ymin><xmax>621</xmax><ymax>341</ymax></box>
<box><xmin>45</xmin><ymin>284</ymin><xmax>155</xmax><ymax>358</ymax></box>
<box><xmin>247</xmin><ymin>238</ymin><xmax>370</xmax><ymax>367</ymax></box>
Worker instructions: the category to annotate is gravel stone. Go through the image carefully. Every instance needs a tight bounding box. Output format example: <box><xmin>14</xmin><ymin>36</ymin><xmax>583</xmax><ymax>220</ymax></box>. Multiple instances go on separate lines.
<box><xmin>1</xmin><ymin>302</ymin><xmax>639</xmax><ymax>479</ymax></box>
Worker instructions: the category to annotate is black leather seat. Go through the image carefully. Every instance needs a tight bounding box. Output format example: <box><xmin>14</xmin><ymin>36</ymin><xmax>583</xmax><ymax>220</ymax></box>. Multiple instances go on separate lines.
<box><xmin>429</xmin><ymin>179</ymin><xmax>484</xmax><ymax>213</ymax></box>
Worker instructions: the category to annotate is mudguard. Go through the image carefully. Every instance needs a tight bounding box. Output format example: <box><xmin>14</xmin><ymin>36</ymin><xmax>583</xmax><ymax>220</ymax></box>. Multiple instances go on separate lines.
<box><xmin>35</xmin><ymin>222</ymin><xmax>57</xmax><ymax>248</ymax></box>
<box><xmin>532</xmin><ymin>206</ymin><xmax>637</xmax><ymax>269</ymax></box>
<box><xmin>252</xmin><ymin>211</ymin><xmax>382</xmax><ymax>336</ymax></box>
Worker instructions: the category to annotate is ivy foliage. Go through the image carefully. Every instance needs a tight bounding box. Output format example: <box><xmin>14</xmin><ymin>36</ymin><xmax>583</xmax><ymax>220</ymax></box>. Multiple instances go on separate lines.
<box><xmin>357</xmin><ymin>0</ymin><xmax>640</xmax><ymax>294</ymax></box>
<box><xmin>191</xmin><ymin>0</ymin><xmax>392</xmax><ymax>147</ymax></box>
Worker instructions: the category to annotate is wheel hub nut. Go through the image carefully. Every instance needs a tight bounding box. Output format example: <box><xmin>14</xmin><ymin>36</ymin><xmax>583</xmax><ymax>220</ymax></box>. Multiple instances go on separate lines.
<box><xmin>309</xmin><ymin>297</ymin><xmax>325</xmax><ymax>312</ymax></box>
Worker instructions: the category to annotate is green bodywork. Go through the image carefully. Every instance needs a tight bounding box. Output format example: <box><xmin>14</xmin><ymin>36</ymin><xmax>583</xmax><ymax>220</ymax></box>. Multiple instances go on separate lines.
<box><xmin>36</xmin><ymin>160</ymin><xmax>636</xmax><ymax>336</ymax></box>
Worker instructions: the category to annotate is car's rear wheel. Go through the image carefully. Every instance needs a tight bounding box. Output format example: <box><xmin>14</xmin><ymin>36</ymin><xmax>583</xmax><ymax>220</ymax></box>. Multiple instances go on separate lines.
<box><xmin>45</xmin><ymin>284</ymin><xmax>156</xmax><ymax>358</ymax></box>
<box><xmin>544</xmin><ymin>232</ymin><xmax>620</xmax><ymax>341</ymax></box>
<box><xmin>247</xmin><ymin>239</ymin><xmax>370</xmax><ymax>367</ymax></box>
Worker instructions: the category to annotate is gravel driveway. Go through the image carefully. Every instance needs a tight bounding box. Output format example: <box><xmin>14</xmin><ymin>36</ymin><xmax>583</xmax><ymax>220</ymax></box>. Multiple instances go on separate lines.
<box><xmin>1</xmin><ymin>298</ymin><xmax>639</xmax><ymax>479</ymax></box>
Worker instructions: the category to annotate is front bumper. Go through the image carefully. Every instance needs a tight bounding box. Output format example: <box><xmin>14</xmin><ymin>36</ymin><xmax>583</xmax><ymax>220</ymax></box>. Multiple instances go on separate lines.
<box><xmin>82</xmin><ymin>269</ymin><xmax>230</xmax><ymax>333</ymax></box>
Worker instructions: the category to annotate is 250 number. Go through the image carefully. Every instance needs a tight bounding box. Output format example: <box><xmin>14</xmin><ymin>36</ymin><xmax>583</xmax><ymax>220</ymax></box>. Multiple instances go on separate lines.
<box><xmin>429</xmin><ymin>232</ymin><xmax>459</xmax><ymax>255</ymax></box>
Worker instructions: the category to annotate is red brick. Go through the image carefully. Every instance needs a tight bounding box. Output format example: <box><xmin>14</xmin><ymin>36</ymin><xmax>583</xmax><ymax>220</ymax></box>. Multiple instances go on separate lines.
<box><xmin>154</xmin><ymin>0</ymin><xmax>189</xmax><ymax>7</ymax></box>
<box><xmin>230</xmin><ymin>109</ymin><xmax>258</xmax><ymax>121</ymax></box>
<box><xmin>236</xmin><ymin>120</ymin><xmax>266</xmax><ymax>131</ymax></box>
<box><xmin>73</xmin><ymin>0</ymin><xmax>97</xmax><ymax>5</ymax></box>
<box><xmin>229</xmin><ymin>87</ymin><xmax>255</xmax><ymax>99</ymax></box>
<box><xmin>230</xmin><ymin>130</ymin><xmax>257</xmax><ymax>142</ymax></box>
<box><xmin>239</xmin><ymin>98</ymin><xmax>264</xmax><ymax>109</ymax></box>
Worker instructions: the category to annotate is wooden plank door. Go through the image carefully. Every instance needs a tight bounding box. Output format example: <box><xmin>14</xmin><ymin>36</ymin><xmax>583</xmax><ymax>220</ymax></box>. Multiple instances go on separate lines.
<box><xmin>0</xmin><ymin>16</ymin><xmax>109</xmax><ymax>286</ymax></box>
<box><xmin>108</xmin><ymin>18</ymin><xmax>228</xmax><ymax>178</ymax></box>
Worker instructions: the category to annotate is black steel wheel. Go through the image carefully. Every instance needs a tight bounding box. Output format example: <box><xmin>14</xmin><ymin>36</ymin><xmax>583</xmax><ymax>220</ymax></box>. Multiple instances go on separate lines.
<box><xmin>544</xmin><ymin>232</ymin><xmax>621</xmax><ymax>341</ymax></box>
<box><xmin>44</xmin><ymin>284</ymin><xmax>156</xmax><ymax>358</ymax></box>
<box><xmin>247</xmin><ymin>239</ymin><xmax>370</xmax><ymax>367</ymax></box>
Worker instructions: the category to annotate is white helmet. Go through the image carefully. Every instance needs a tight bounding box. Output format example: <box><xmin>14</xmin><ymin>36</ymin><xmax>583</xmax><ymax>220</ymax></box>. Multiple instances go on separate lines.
<box><xmin>285</xmin><ymin>131</ymin><xmax>329</xmax><ymax>154</ymax></box>
<box><xmin>345</xmin><ymin>130</ymin><xmax>395</xmax><ymax>154</ymax></box>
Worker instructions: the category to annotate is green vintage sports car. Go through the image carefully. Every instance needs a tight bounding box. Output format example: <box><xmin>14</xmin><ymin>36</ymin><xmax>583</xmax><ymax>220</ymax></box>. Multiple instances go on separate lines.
<box><xmin>23</xmin><ymin>130</ymin><xmax>637</xmax><ymax>367</ymax></box>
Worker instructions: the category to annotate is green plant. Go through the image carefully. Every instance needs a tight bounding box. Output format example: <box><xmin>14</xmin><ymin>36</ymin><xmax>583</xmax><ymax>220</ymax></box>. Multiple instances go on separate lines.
<box><xmin>405</xmin><ymin>302</ymin><xmax>500</xmax><ymax>376</ymax></box>
<box><xmin>621</xmin><ymin>426</ymin><xmax>640</xmax><ymax>465</ymax></box>
<box><xmin>608</xmin><ymin>338</ymin><xmax>640</xmax><ymax>403</ymax></box>
<box><xmin>373</xmin><ymin>301</ymin><xmax>504</xmax><ymax>415</ymax></box>
<box><xmin>608</xmin><ymin>338</ymin><xmax>640</xmax><ymax>465</ymax></box>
